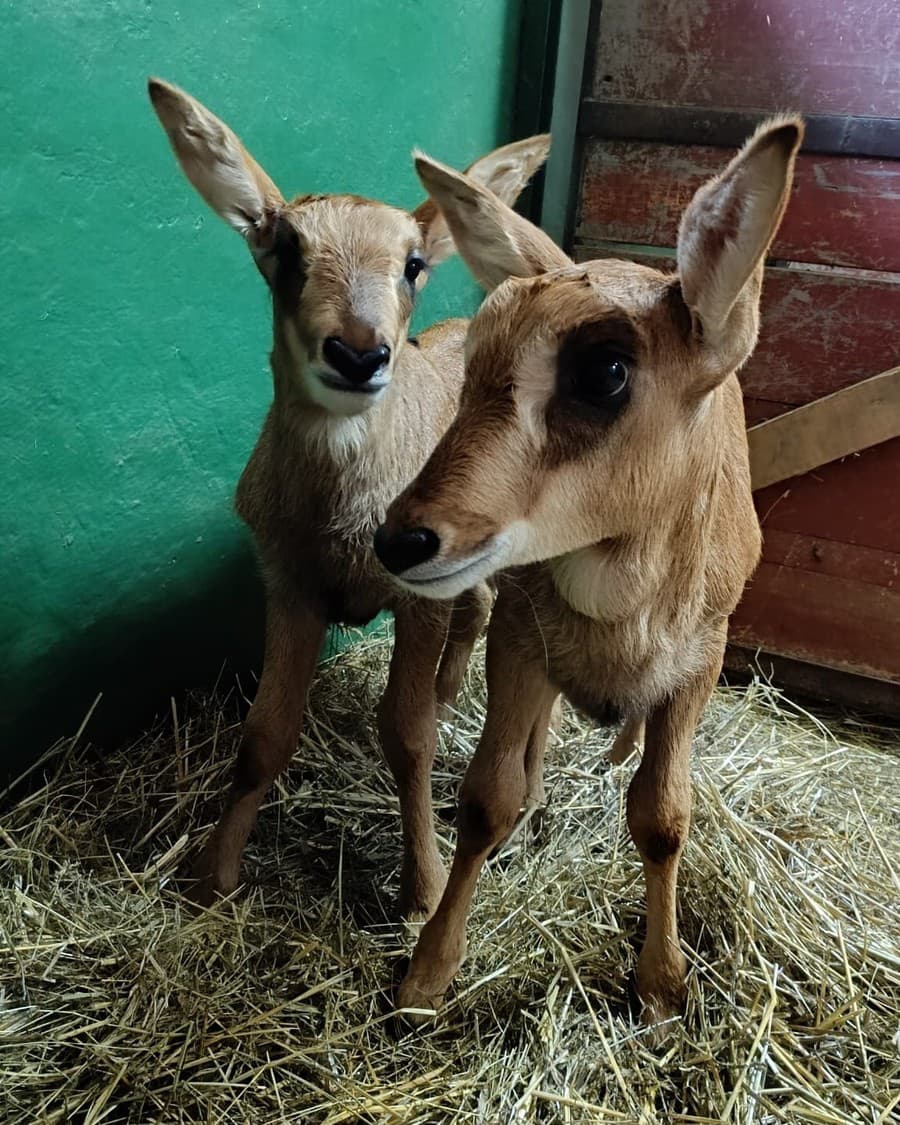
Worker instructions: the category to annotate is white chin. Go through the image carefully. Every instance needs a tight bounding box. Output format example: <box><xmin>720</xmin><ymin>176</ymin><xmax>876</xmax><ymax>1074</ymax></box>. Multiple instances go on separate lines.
<box><xmin>395</xmin><ymin>538</ymin><xmax>511</xmax><ymax>600</ymax></box>
<box><xmin>306</xmin><ymin>373</ymin><xmax>389</xmax><ymax>416</ymax></box>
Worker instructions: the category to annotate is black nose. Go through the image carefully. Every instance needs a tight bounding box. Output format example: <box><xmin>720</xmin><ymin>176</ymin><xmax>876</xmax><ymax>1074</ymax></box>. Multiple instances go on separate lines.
<box><xmin>374</xmin><ymin>525</ymin><xmax>440</xmax><ymax>575</ymax></box>
<box><xmin>323</xmin><ymin>337</ymin><xmax>390</xmax><ymax>384</ymax></box>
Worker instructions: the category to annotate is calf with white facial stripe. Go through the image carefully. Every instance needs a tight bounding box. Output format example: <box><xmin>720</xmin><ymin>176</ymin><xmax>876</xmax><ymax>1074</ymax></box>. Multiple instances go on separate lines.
<box><xmin>149</xmin><ymin>77</ymin><xmax>550</xmax><ymax>919</ymax></box>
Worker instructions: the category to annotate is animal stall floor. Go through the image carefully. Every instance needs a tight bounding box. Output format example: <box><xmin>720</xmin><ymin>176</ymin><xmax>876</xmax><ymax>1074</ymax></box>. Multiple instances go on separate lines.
<box><xmin>2</xmin><ymin>634</ymin><xmax>898</xmax><ymax>1123</ymax></box>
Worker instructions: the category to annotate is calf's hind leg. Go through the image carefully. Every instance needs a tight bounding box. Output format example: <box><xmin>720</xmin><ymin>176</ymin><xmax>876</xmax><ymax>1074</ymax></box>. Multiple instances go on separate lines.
<box><xmin>434</xmin><ymin>582</ymin><xmax>492</xmax><ymax>711</ymax></box>
<box><xmin>193</xmin><ymin>596</ymin><xmax>326</xmax><ymax>904</ymax></box>
<box><xmin>610</xmin><ymin>714</ymin><xmax>645</xmax><ymax>764</ymax></box>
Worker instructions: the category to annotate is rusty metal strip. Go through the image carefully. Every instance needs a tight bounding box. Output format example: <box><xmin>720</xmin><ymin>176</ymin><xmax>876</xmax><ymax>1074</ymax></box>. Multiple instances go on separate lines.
<box><xmin>578</xmin><ymin>100</ymin><xmax>900</xmax><ymax>159</ymax></box>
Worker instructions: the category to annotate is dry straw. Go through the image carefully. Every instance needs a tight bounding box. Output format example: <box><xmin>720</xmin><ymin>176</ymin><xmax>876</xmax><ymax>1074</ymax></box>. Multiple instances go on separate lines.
<box><xmin>2</xmin><ymin>632</ymin><xmax>898</xmax><ymax>1123</ymax></box>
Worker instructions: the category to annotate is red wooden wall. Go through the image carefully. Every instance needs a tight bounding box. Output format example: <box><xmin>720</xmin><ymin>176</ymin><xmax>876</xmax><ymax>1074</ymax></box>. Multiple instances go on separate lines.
<box><xmin>573</xmin><ymin>0</ymin><xmax>900</xmax><ymax>704</ymax></box>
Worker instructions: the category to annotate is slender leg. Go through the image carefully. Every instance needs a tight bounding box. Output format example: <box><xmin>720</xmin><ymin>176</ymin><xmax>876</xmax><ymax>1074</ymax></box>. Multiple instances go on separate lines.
<box><xmin>378</xmin><ymin>600</ymin><xmax>453</xmax><ymax>920</ymax></box>
<box><xmin>524</xmin><ymin>690</ymin><xmax>560</xmax><ymax>808</ymax></box>
<box><xmin>434</xmin><ymin>581</ymin><xmax>492</xmax><ymax>711</ymax></box>
<box><xmin>610</xmin><ymin>714</ymin><xmax>646</xmax><ymax>765</ymax></box>
<box><xmin>626</xmin><ymin>654</ymin><xmax>721</xmax><ymax>1025</ymax></box>
<box><xmin>193</xmin><ymin>595</ymin><xmax>327</xmax><ymax>904</ymax></box>
<box><xmin>397</xmin><ymin>619</ymin><xmax>556</xmax><ymax>1018</ymax></box>
<box><xmin>510</xmin><ymin>688</ymin><xmax>560</xmax><ymax>846</ymax></box>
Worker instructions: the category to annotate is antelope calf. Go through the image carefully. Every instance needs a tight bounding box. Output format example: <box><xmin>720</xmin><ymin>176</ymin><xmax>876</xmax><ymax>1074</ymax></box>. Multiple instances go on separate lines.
<box><xmin>148</xmin><ymin>78</ymin><xmax>549</xmax><ymax>917</ymax></box>
<box><xmin>375</xmin><ymin>117</ymin><xmax>802</xmax><ymax>1022</ymax></box>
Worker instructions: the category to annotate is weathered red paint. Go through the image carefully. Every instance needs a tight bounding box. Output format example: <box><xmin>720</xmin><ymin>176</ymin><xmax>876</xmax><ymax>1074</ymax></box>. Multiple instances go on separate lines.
<box><xmin>591</xmin><ymin>0</ymin><xmax>900</xmax><ymax>117</ymax></box>
<box><xmin>742</xmin><ymin>270</ymin><xmax>900</xmax><ymax>407</ymax></box>
<box><xmin>730</xmin><ymin>562</ymin><xmax>900</xmax><ymax>682</ymax></box>
<box><xmin>755</xmin><ymin>527</ymin><xmax>899</xmax><ymax>592</ymax></box>
<box><xmin>754</xmin><ymin>437</ymin><xmax>900</xmax><ymax>554</ymax></box>
<box><xmin>578</xmin><ymin>141</ymin><xmax>900</xmax><ymax>273</ymax></box>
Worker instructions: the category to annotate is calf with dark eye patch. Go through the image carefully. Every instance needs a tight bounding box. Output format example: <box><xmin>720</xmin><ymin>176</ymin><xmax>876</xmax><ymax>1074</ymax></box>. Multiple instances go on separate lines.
<box><xmin>375</xmin><ymin>116</ymin><xmax>803</xmax><ymax>1033</ymax></box>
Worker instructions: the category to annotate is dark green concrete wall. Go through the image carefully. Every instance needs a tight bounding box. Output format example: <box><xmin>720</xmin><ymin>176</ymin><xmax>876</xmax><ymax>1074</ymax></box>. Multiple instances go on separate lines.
<box><xmin>0</xmin><ymin>1</ymin><xmax>522</xmax><ymax>775</ymax></box>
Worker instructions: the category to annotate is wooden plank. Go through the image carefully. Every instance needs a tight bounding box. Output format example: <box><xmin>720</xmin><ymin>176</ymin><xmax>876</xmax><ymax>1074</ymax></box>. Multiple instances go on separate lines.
<box><xmin>748</xmin><ymin>366</ymin><xmax>900</xmax><ymax>489</ymax></box>
<box><xmin>744</xmin><ymin>398</ymin><xmax>793</xmax><ymax>426</ymax></box>
<box><xmin>729</xmin><ymin>561</ymin><xmax>900</xmax><ymax>682</ymax></box>
<box><xmin>573</xmin><ymin>246</ymin><xmax>900</xmax><ymax>410</ymax></box>
<box><xmin>757</xmin><ymin>528</ymin><xmax>900</xmax><ymax>591</ymax></box>
<box><xmin>589</xmin><ymin>0</ymin><xmax>900</xmax><ymax>118</ymax></box>
<box><xmin>753</xmin><ymin>437</ymin><xmax>900</xmax><ymax>555</ymax></box>
<box><xmin>576</xmin><ymin>141</ymin><xmax>900</xmax><ymax>272</ymax></box>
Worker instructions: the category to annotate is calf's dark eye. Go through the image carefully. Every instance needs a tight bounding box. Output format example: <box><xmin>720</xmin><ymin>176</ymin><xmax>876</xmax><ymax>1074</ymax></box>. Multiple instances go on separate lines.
<box><xmin>550</xmin><ymin>320</ymin><xmax>636</xmax><ymax>448</ymax></box>
<box><xmin>404</xmin><ymin>255</ymin><xmax>426</xmax><ymax>284</ymax></box>
<box><xmin>574</xmin><ymin>350</ymin><xmax>630</xmax><ymax>404</ymax></box>
<box><xmin>556</xmin><ymin>318</ymin><xmax>637</xmax><ymax>423</ymax></box>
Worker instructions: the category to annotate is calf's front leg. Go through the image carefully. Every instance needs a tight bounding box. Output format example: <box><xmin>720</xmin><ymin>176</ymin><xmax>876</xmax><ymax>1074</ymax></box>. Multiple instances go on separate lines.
<box><xmin>397</xmin><ymin>635</ymin><xmax>557</xmax><ymax>1018</ymax></box>
<box><xmin>626</xmin><ymin>654</ymin><xmax>720</xmax><ymax>1025</ymax></box>
<box><xmin>378</xmin><ymin>600</ymin><xmax>454</xmax><ymax>921</ymax></box>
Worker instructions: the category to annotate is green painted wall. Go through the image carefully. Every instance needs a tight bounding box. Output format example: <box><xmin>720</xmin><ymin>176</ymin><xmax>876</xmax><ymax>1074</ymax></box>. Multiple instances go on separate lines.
<box><xmin>0</xmin><ymin>0</ymin><xmax>523</xmax><ymax>776</ymax></box>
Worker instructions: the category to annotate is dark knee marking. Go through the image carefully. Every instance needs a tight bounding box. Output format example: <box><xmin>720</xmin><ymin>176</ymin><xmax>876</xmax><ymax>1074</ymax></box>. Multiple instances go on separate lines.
<box><xmin>232</xmin><ymin>740</ymin><xmax>273</xmax><ymax>793</ymax></box>
<box><xmin>232</xmin><ymin>721</ymin><xmax>296</xmax><ymax>794</ymax></box>
<box><xmin>642</xmin><ymin>827</ymin><xmax>683</xmax><ymax>865</ymax></box>
<box><xmin>458</xmin><ymin>794</ymin><xmax>518</xmax><ymax>854</ymax></box>
<box><xmin>457</xmin><ymin>798</ymin><xmax>493</xmax><ymax>852</ymax></box>
<box><xmin>379</xmin><ymin>708</ymin><xmax>435</xmax><ymax>750</ymax></box>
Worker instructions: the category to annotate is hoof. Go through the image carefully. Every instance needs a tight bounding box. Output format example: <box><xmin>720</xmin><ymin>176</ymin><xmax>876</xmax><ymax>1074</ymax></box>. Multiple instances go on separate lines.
<box><xmin>640</xmin><ymin>993</ymin><xmax>684</xmax><ymax>1045</ymax></box>
<box><xmin>395</xmin><ymin>974</ymin><xmax>445</xmax><ymax>1025</ymax></box>
<box><xmin>187</xmin><ymin>846</ymin><xmax>237</xmax><ymax>909</ymax></box>
<box><xmin>635</xmin><ymin>961</ymin><xmax>687</xmax><ymax>1042</ymax></box>
<box><xmin>186</xmin><ymin>877</ymin><xmax>217</xmax><ymax>910</ymax></box>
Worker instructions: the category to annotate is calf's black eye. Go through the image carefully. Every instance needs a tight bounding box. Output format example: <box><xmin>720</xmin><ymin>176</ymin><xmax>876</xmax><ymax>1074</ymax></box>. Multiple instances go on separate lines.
<box><xmin>556</xmin><ymin>318</ymin><xmax>637</xmax><ymax>422</ymax></box>
<box><xmin>404</xmin><ymin>255</ymin><xmax>426</xmax><ymax>284</ymax></box>
<box><xmin>574</xmin><ymin>350</ymin><xmax>630</xmax><ymax>404</ymax></box>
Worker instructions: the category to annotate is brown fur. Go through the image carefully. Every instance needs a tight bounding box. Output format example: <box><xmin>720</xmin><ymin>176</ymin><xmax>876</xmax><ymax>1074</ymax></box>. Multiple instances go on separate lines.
<box><xmin>379</xmin><ymin>117</ymin><xmax>803</xmax><ymax>1026</ymax></box>
<box><xmin>147</xmin><ymin>78</ymin><xmax>549</xmax><ymax>916</ymax></box>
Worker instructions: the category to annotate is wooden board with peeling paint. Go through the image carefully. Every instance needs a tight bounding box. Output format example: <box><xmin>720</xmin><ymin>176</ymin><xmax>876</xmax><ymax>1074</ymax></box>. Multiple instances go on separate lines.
<box><xmin>590</xmin><ymin>0</ymin><xmax>900</xmax><ymax>118</ymax></box>
<box><xmin>577</xmin><ymin>141</ymin><xmax>900</xmax><ymax>273</ymax></box>
<box><xmin>730</xmin><ymin>559</ymin><xmax>900</xmax><ymax>683</ymax></box>
<box><xmin>733</xmin><ymin>439</ymin><xmax>900</xmax><ymax>683</ymax></box>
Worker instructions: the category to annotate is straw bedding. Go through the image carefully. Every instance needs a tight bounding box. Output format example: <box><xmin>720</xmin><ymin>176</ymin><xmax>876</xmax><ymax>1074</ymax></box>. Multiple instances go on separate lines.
<box><xmin>2</xmin><ymin>631</ymin><xmax>899</xmax><ymax>1123</ymax></box>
